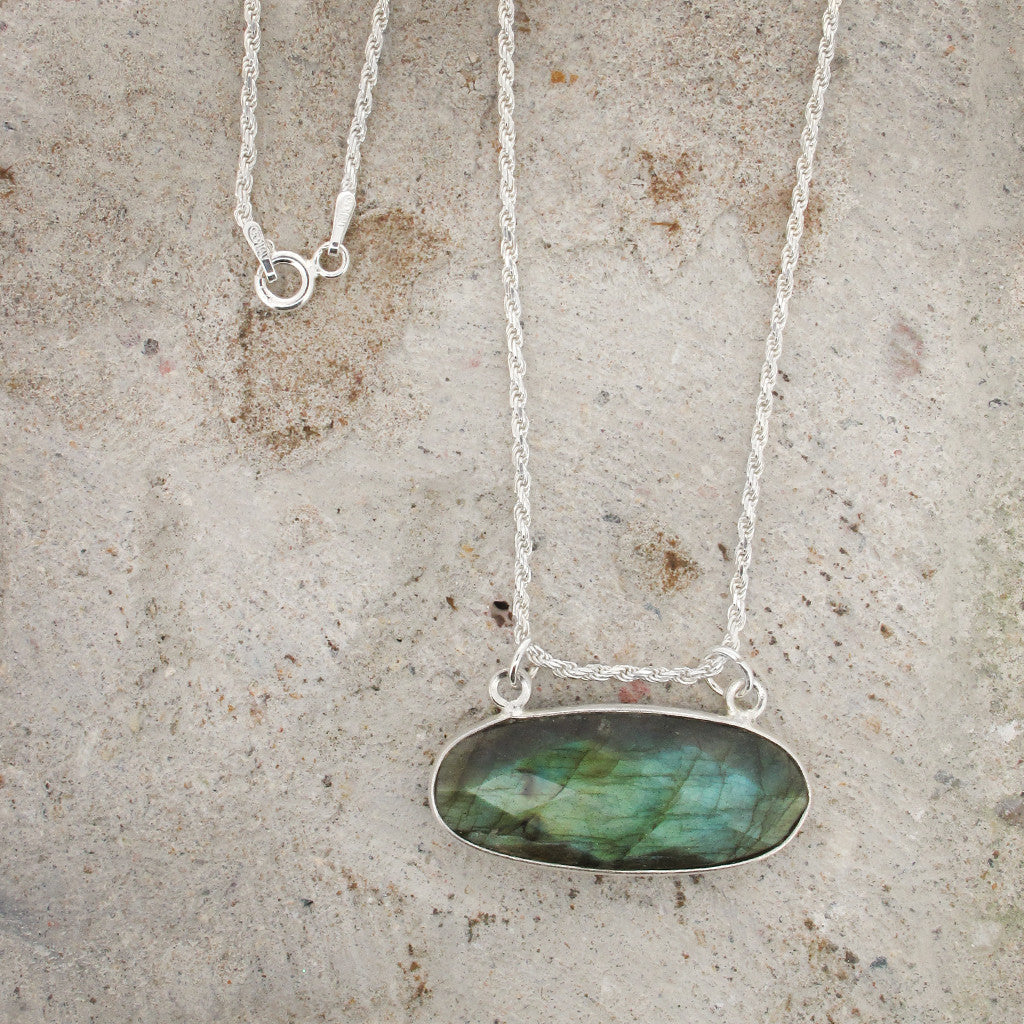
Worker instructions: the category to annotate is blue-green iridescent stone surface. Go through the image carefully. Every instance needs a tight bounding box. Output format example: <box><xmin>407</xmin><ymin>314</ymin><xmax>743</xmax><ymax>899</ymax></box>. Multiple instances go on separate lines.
<box><xmin>432</xmin><ymin>709</ymin><xmax>809</xmax><ymax>871</ymax></box>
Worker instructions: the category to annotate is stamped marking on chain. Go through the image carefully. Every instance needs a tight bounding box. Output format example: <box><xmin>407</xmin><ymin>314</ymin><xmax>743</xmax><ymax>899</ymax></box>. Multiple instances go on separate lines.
<box><xmin>234</xmin><ymin>0</ymin><xmax>391</xmax><ymax>310</ymax></box>
<box><xmin>245</xmin><ymin>223</ymin><xmax>278</xmax><ymax>282</ymax></box>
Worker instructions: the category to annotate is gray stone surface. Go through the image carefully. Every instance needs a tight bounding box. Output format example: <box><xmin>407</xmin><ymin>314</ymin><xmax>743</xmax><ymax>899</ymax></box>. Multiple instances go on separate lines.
<box><xmin>1</xmin><ymin>0</ymin><xmax>1021</xmax><ymax>1021</ymax></box>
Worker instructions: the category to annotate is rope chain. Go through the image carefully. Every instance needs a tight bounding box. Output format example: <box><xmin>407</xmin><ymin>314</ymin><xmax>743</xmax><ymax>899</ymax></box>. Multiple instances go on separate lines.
<box><xmin>233</xmin><ymin>0</ymin><xmax>391</xmax><ymax>277</ymax></box>
<box><xmin>497</xmin><ymin>0</ymin><xmax>843</xmax><ymax>691</ymax></box>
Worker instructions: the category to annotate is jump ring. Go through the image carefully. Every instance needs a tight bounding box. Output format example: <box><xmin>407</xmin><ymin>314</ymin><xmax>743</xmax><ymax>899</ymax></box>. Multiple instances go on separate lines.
<box><xmin>489</xmin><ymin>639</ymin><xmax>537</xmax><ymax>715</ymax></box>
<box><xmin>710</xmin><ymin>646</ymin><xmax>753</xmax><ymax>696</ymax></box>
<box><xmin>508</xmin><ymin>638</ymin><xmax>533</xmax><ymax>684</ymax></box>
<box><xmin>725</xmin><ymin>675</ymin><xmax>768</xmax><ymax>720</ymax></box>
<box><xmin>489</xmin><ymin>669</ymin><xmax>532</xmax><ymax>715</ymax></box>
<box><xmin>313</xmin><ymin>243</ymin><xmax>350</xmax><ymax>279</ymax></box>
<box><xmin>706</xmin><ymin>646</ymin><xmax>767</xmax><ymax>719</ymax></box>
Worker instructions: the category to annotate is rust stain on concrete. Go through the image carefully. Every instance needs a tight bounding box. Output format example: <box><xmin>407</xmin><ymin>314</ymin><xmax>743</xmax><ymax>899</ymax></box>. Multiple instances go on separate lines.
<box><xmin>634</xmin><ymin>530</ymin><xmax>702</xmax><ymax>595</ymax></box>
<box><xmin>638</xmin><ymin>149</ymin><xmax>698</xmax><ymax>205</ymax></box>
<box><xmin>218</xmin><ymin>208</ymin><xmax>446</xmax><ymax>456</ymax></box>
<box><xmin>890</xmin><ymin>321</ymin><xmax>925</xmax><ymax>380</ymax></box>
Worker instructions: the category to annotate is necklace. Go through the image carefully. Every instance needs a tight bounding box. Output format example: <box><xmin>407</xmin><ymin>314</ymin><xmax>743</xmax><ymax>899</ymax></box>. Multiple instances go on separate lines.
<box><xmin>431</xmin><ymin>0</ymin><xmax>843</xmax><ymax>873</ymax></box>
<box><xmin>233</xmin><ymin>0</ymin><xmax>391</xmax><ymax>311</ymax></box>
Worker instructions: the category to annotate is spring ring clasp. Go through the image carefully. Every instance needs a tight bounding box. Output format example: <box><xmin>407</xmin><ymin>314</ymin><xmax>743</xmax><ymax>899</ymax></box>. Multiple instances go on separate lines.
<box><xmin>253</xmin><ymin>244</ymin><xmax>353</xmax><ymax>311</ymax></box>
<box><xmin>254</xmin><ymin>250</ymin><xmax>317</xmax><ymax>311</ymax></box>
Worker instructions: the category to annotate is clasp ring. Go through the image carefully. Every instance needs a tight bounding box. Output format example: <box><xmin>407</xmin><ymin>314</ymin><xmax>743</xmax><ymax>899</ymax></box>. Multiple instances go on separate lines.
<box><xmin>254</xmin><ymin>250</ymin><xmax>316</xmax><ymax>311</ymax></box>
<box><xmin>313</xmin><ymin>242</ymin><xmax>350</xmax><ymax>279</ymax></box>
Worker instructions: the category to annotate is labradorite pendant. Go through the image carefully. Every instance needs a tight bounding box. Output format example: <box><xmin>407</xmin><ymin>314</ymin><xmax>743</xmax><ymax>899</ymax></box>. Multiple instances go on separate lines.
<box><xmin>430</xmin><ymin>706</ymin><xmax>809</xmax><ymax>873</ymax></box>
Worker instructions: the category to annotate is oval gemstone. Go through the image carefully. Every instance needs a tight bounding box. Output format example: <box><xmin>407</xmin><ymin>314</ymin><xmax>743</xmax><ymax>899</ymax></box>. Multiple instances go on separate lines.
<box><xmin>432</xmin><ymin>708</ymin><xmax>809</xmax><ymax>872</ymax></box>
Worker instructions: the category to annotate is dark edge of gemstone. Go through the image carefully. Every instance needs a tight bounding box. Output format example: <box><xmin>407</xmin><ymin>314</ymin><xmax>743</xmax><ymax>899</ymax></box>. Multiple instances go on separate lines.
<box><xmin>429</xmin><ymin>704</ymin><xmax>812</xmax><ymax>876</ymax></box>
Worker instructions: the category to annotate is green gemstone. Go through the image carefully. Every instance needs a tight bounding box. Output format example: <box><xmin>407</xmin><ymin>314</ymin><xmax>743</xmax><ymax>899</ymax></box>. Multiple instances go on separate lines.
<box><xmin>432</xmin><ymin>708</ymin><xmax>809</xmax><ymax>872</ymax></box>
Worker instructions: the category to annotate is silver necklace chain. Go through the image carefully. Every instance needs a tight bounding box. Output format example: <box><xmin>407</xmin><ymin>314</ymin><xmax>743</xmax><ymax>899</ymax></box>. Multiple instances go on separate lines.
<box><xmin>497</xmin><ymin>0</ymin><xmax>843</xmax><ymax>701</ymax></box>
<box><xmin>233</xmin><ymin>0</ymin><xmax>391</xmax><ymax>311</ymax></box>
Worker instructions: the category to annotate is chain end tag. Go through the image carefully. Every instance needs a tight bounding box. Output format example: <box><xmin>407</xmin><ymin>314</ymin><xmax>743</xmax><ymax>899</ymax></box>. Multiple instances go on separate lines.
<box><xmin>244</xmin><ymin>222</ymin><xmax>279</xmax><ymax>282</ymax></box>
<box><xmin>328</xmin><ymin>191</ymin><xmax>357</xmax><ymax>254</ymax></box>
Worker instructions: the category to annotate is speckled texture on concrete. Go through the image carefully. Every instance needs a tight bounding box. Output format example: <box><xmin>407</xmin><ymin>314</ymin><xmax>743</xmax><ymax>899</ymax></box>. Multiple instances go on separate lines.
<box><xmin>1</xmin><ymin>0</ymin><xmax>1021</xmax><ymax>1021</ymax></box>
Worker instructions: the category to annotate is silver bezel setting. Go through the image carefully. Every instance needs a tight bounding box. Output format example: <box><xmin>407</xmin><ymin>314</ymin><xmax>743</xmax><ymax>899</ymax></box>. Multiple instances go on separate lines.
<box><xmin>429</xmin><ymin>703</ymin><xmax>811</xmax><ymax>875</ymax></box>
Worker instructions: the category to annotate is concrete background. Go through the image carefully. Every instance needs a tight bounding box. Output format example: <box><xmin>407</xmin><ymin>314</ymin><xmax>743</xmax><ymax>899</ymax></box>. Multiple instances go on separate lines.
<box><xmin>1</xmin><ymin>0</ymin><xmax>1022</xmax><ymax>1021</ymax></box>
